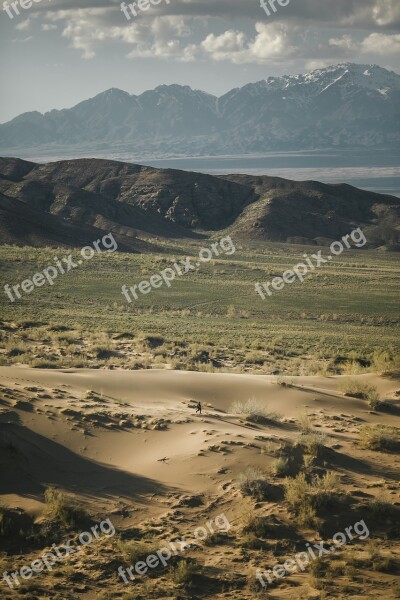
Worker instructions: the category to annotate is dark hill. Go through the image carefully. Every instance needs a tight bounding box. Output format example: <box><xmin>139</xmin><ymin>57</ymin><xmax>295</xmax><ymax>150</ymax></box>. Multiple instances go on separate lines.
<box><xmin>0</xmin><ymin>157</ymin><xmax>399</xmax><ymax>250</ymax></box>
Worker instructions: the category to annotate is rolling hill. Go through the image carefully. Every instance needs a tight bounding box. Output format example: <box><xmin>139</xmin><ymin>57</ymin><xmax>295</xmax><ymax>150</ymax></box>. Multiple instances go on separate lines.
<box><xmin>0</xmin><ymin>156</ymin><xmax>399</xmax><ymax>250</ymax></box>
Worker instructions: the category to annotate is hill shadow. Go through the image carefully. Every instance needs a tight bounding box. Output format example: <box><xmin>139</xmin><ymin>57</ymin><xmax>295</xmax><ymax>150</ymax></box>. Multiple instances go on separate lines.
<box><xmin>0</xmin><ymin>422</ymin><xmax>172</xmax><ymax>503</ymax></box>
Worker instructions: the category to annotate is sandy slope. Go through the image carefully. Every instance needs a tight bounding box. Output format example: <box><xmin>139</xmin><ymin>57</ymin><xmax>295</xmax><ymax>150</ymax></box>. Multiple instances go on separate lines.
<box><xmin>1</xmin><ymin>368</ymin><xmax>399</xmax><ymax>509</ymax></box>
<box><xmin>1</xmin><ymin>367</ymin><xmax>399</xmax><ymax>599</ymax></box>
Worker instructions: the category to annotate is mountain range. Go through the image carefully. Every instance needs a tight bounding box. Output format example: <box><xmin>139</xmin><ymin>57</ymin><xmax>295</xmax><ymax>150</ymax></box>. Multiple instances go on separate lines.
<box><xmin>0</xmin><ymin>63</ymin><xmax>399</xmax><ymax>158</ymax></box>
<box><xmin>0</xmin><ymin>157</ymin><xmax>399</xmax><ymax>251</ymax></box>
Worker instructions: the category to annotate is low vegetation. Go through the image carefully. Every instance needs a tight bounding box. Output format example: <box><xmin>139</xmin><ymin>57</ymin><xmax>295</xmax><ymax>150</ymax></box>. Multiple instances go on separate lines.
<box><xmin>44</xmin><ymin>487</ymin><xmax>89</xmax><ymax>530</ymax></box>
<box><xmin>359</xmin><ymin>424</ymin><xmax>400</xmax><ymax>452</ymax></box>
<box><xmin>238</xmin><ymin>468</ymin><xmax>271</xmax><ymax>501</ymax></box>
<box><xmin>170</xmin><ymin>559</ymin><xmax>198</xmax><ymax>587</ymax></box>
<box><xmin>230</xmin><ymin>398</ymin><xmax>281</xmax><ymax>424</ymax></box>
<box><xmin>1</xmin><ymin>241</ymin><xmax>399</xmax><ymax>376</ymax></box>
<box><xmin>340</xmin><ymin>379</ymin><xmax>383</xmax><ymax>409</ymax></box>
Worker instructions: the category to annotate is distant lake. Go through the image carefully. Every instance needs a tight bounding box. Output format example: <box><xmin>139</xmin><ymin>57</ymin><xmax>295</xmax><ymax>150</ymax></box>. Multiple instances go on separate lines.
<box><xmin>132</xmin><ymin>150</ymin><xmax>400</xmax><ymax>197</ymax></box>
<box><xmin>15</xmin><ymin>148</ymin><xmax>400</xmax><ymax>197</ymax></box>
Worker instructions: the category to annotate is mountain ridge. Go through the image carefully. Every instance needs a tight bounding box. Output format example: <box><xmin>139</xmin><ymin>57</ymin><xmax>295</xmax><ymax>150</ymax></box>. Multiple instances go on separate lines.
<box><xmin>0</xmin><ymin>156</ymin><xmax>399</xmax><ymax>251</ymax></box>
<box><xmin>1</xmin><ymin>63</ymin><xmax>399</xmax><ymax>157</ymax></box>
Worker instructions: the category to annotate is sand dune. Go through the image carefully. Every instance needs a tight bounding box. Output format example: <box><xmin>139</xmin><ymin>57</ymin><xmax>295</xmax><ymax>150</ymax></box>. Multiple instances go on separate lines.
<box><xmin>1</xmin><ymin>366</ymin><xmax>399</xmax><ymax>599</ymax></box>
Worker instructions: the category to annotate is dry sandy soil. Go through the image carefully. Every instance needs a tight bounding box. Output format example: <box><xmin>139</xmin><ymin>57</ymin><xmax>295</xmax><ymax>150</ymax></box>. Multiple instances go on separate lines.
<box><xmin>1</xmin><ymin>367</ymin><xmax>399</xmax><ymax>599</ymax></box>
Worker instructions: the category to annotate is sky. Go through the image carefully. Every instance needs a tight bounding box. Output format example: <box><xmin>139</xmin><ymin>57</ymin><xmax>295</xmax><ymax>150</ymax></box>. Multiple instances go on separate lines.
<box><xmin>0</xmin><ymin>0</ymin><xmax>400</xmax><ymax>123</ymax></box>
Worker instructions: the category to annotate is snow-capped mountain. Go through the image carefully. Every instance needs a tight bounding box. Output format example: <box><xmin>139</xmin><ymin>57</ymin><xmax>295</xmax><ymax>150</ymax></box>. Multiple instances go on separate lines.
<box><xmin>0</xmin><ymin>63</ymin><xmax>399</xmax><ymax>156</ymax></box>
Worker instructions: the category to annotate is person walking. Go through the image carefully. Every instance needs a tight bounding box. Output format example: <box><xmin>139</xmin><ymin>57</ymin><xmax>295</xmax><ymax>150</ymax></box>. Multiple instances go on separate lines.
<box><xmin>196</xmin><ymin>401</ymin><xmax>202</xmax><ymax>415</ymax></box>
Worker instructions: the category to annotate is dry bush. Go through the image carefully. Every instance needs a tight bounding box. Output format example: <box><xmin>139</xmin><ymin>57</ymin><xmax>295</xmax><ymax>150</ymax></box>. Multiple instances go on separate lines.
<box><xmin>340</xmin><ymin>378</ymin><xmax>382</xmax><ymax>409</ymax></box>
<box><xmin>170</xmin><ymin>559</ymin><xmax>197</xmax><ymax>586</ymax></box>
<box><xmin>231</xmin><ymin>398</ymin><xmax>281</xmax><ymax>424</ymax></box>
<box><xmin>359</xmin><ymin>425</ymin><xmax>400</xmax><ymax>452</ymax></box>
<box><xmin>44</xmin><ymin>487</ymin><xmax>88</xmax><ymax>530</ymax></box>
<box><xmin>117</xmin><ymin>539</ymin><xmax>160</xmax><ymax>565</ymax></box>
<box><xmin>271</xmin><ymin>457</ymin><xmax>290</xmax><ymax>476</ymax></box>
<box><xmin>284</xmin><ymin>471</ymin><xmax>340</xmax><ymax>519</ymax></box>
<box><xmin>298</xmin><ymin>431</ymin><xmax>328</xmax><ymax>457</ymax></box>
<box><xmin>238</xmin><ymin>468</ymin><xmax>271</xmax><ymax>501</ymax></box>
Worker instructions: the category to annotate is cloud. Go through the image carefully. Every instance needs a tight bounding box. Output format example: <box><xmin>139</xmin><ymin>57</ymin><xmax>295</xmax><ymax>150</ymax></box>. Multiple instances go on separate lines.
<box><xmin>329</xmin><ymin>31</ymin><xmax>400</xmax><ymax>57</ymax></box>
<box><xmin>31</xmin><ymin>0</ymin><xmax>400</xmax><ymax>69</ymax></box>
<box><xmin>12</xmin><ymin>36</ymin><xmax>33</xmax><ymax>43</ymax></box>
<box><xmin>35</xmin><ymin>0</ymin><xmax>400</xmax><ymax>29</ymax></box>
<box><xmin>15</xmin><ymin>19</ymin><xmax>31</xmax><ymax>31</ymax></box>
<box><xmin>361</xmin><ymin>32</ymin><xmax>400</xmax><ymax>54</ymax></box>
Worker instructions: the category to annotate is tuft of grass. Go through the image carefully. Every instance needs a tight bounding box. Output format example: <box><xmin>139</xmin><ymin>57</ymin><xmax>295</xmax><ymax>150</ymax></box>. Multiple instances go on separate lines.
<box><xmin>238</xmin><ymin>468</ymin><xmax>271</xmax><ymax>501</ymax></box>
<box><xmin>242</xmin><ymin>515</ymin><xmax>271</xmax><ymax>539</ymax></box>
<box><xmin>44</xmin><ymin>487</ymin><xmax>89</xmax><ymax>530</ymax></box>
<box><xmin>298</xmin><ymin>413</ymin><xmax>315</xmax><ymax>433</ymax></box>
<box><xmin>230</xmin><ymin>398</ymin><xmax>281</xmax><ymax>424</ymax></box>
<box><xmin>359</xmin><ymin>424</ymin><xmax>400</xmax><ymax>452</ymax></box>
<box><xmin>340</xmin><ymin>379</ymin><xmax>383</xmax><ymax>409</ymax></box>
<box><xmin>271</xmin><ymin>457</ymin><xmax>290</xmax><ymax>477</ymax></box>
<box><xmin>118</xmin><ymin>539</ymin><xmax>160</xmax><ymax>565</ymax></box>
<box><xmin>298</xmin><ymin>431</ymin><xmax>328</xmax><ymax>458</ymax></box>
<box><xmin>170</xmin><ymin>559</ymin><xmax>197</xmax><ymax>587</ymax></box>
<box><xmin>284</xmin><ymin>471</ymin><xmax>340</xmax><ymax>521</ymax></box>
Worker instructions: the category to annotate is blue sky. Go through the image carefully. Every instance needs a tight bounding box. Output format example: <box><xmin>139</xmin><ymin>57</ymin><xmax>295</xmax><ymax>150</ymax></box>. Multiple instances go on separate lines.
<box><xmin>0</xmin><ymin>0</ymin><xmax>399</xmax><ymax>122</ymax></box>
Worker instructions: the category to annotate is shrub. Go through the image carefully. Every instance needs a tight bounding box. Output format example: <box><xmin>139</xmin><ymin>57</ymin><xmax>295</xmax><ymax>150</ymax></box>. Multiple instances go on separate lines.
<box><xmin>44</xmin><ymin>487</ymin><xmax>88</xmax><ymax>530</ymax></box>
<box><xmin>230</xmin><ymin>398</ymin><xmax>281</xmax><ymax>424</ymax></box>
<box><xmin>284</xmin><ymin>472</ymin><xmax>340</xmax><ymax>513</ymax></box>
<box><xmin>170</xmin><ymin>560</ymin><xmax>197</xmax><ymax>586</ymax></box>
<box><xmin>283</xmin><ymin>473</ymin><xmax>309</xmax><ymax>508</ymax></box>
<box><xmin>340</xmin><ymin>379</ymin><xmax>382</xmax><ymax>408</ymax></box>
<box><xmin>118</xmin><ymin>540</ymin><xmax>160</xmax><ymax>565</ymax></box>
<box><xmin>298</xmin><ymin>413</ymin><xmax>314</xmax><ymax>433</ymax></box>
<box><xmin>238</xmin><ymin>468</ymin><xmax>271</xmax><ymax>501</ymax></box>
<box><xmin>295</xmin><ymin>504</ymin><xmax>324</xmax><ymax>530</ymax></box>
<box><xmin>0</xmin><ymin>506</ymin><xmax>12</xmax><ymax>537</ymax></box>
<box><xmin>271</xmin><ymin>457</ymin><xmax>290</xmax><ymax>476</ymax></box>
<box><xmin>298</xmin><ymin>431</ymin><xmax>327</xmax><ymax>457</ymax></box>
<box><xmin>243</xmin><ymin>515</ymin><xmax>271</xmax><ymax>539</ymax></box>
<box><xmin>241</xmin><ymin>532</ymin><xmax>266</xmax><ymax>550</ymax></box>
<box><xmin>359</xmin><ymin>425</ymin><xmax>400</xmax><ymax>452</ymax></box>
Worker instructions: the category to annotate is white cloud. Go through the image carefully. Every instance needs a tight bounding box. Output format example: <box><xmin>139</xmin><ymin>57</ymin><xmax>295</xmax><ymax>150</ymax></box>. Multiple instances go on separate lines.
<box><xmin>361</xmin><ymin>32</ymin><xmax>400</xmax><ymax>55</ymax></box>
<box><xmin>33</xmin><ymin>2</ymin><xmax>400</xmax><ymax>68</ymax></box>
<box><xmin>329</xmin><ymin>31</ymin><xmax>400</xmax><ymax>58</ymax></box>
<box><xmin>42</xmin><ymin>23</ymin><xmax>58</xmax><ymax>31</ymax></box>
<box><xmin>16</xmin><ymin>19</ymin><xmax>31</xmax><ymax>31</ymax></box>
<box><xmin>329</xmin><ymin>35</ymin><xmax>358</xmax><ymax>51</ymax></box>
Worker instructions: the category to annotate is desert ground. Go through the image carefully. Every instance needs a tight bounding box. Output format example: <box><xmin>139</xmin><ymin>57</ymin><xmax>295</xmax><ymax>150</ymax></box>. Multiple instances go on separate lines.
<box><xmin>1</xmin><ymin>365</ymin><xmax>399</xmax><ymax>599</ymax></box>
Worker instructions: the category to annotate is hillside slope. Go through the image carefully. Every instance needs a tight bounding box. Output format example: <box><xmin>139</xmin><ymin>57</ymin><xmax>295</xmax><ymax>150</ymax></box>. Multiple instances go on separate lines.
<box><xmin>0</xmin><ymin>157</ymin><xmax>399</xmax><ymax>249</ymax></box>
